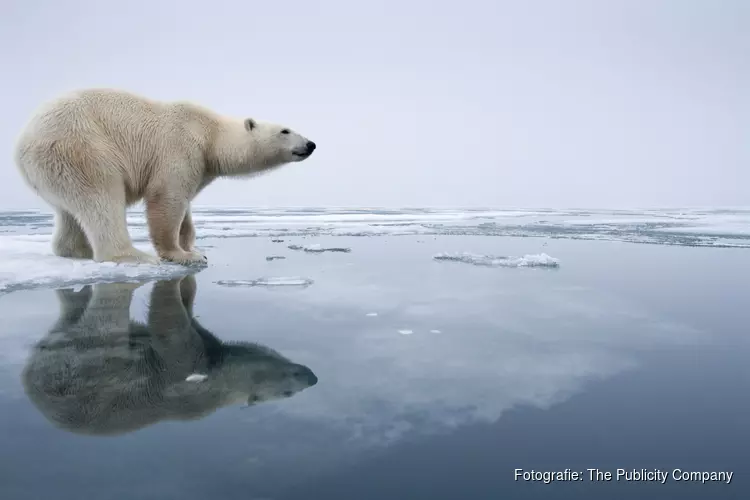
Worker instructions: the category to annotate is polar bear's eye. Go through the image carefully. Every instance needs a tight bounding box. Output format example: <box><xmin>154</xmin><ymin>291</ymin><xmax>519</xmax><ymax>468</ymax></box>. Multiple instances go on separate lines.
<box><xmin>281</xmin><ymin>129</ymin><xmax>290</xmax><ymax>135</ymax></box>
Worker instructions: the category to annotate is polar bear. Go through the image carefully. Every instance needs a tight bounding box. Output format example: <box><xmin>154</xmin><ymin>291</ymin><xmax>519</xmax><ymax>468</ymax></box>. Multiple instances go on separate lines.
<box><xmin>21</xmin><ymin>275</ymin><xmax>318</xmax><ymax>436</ymax></box>
<box><xmin>13</xmin><ymin>89</ymin><xmax>316</xmax><ymax>265</ymax></box>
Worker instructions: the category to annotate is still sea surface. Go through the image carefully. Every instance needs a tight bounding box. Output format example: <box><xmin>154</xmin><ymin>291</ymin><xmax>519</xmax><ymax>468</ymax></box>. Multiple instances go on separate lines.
<box><xmin>0</xmin><ymin>207</ymin><xmax>748</xmax><ymax>499</ymax></box>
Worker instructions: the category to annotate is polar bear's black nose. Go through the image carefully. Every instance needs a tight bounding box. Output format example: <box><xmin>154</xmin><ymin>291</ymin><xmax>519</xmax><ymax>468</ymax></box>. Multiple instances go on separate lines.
<box><xmin>306</xmin><ymin>141</ymin><xmax>316</xmax><ymax>153</ymax></box>
<box><xmin>292</xmin><ymin>365</ymin><xmax>318</xmax><ymax>386</ymax></box>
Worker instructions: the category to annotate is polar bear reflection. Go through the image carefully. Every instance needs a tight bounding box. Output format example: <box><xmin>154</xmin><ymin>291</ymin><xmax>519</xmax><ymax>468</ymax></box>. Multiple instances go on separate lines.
<box><xmin>21</xmin><ymin>275</ymin><xmax>317</xmax><ymax>435</ymax></box>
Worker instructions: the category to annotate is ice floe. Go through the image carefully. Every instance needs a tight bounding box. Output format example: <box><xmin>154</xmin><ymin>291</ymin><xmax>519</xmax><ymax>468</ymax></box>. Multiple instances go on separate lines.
<box><xmin>215</xmin><ymin>277</ymin><xmax>314</xmax><ymax>288</ymax></box>
<box><xmin>288</xmin><ymin>244</ymin><xmax>351</xmax><ymax>253</ymax></box>
<box><xmin>433</xmin><ymin>252</ymin><xmax>560</xmax><ymax>268</ymax></box>
<box><xmin>0</xmin><ymin>235</ymin><xmax>192</xmax><ymax>295</ymax></box>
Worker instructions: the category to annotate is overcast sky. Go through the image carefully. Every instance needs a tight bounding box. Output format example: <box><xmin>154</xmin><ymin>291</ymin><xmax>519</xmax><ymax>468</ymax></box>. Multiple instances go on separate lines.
<box><xmin>2</xmin><ymin>0</ymin><xmax>747</xmax><ymax>209</ymax></box>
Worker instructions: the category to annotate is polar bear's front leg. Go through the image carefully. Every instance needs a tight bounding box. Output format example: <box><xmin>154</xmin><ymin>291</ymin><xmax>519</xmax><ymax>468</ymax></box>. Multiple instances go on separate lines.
<box><xmin>146</xmin><ymin>193</ymin><xmax>207</xmax><ymax>266</ymax></box>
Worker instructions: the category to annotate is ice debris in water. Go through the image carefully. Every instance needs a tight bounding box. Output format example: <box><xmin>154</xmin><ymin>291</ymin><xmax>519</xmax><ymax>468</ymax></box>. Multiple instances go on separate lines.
<box><xmin>430</xmin><ymin>329</ymin><xmax>442</xmax><ymax>334</ymax></box>
<box><xmin>265</xmin><ymin>255</ymin><xmax>286</xmax><ymax>261</ymax></box>
<box><xmin>215</xmin><ymin>277</ymin><xmax>314</xmax><ymax>287</ymax></box>
<box><xmin>398</xmin><ymin>329</ymin><xmax>414</xmax><ymax>335</ymax></box>
<box><xmin>366</xmin><ymin>312</ymin><xmax>379</xmax><ymax>317</ymax></box>
<box><xmin>433</xmin><ymin>252</ymin><xmax>560</xmax><ymax>268</ymax></box>
<box><xmin>288</xmin><ymin>244</ymin><xmax>351</xmax><ymax>253</ymax></box>
<box><xmin>185</xmin><ymin>373</ymin><xmax>208</xmax><ymax>382</ymax></box>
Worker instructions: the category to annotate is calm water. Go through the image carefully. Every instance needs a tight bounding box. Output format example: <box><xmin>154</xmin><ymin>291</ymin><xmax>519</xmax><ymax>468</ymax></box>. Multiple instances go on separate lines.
<box><xmin>1</xmin><ymin>234</ymin><xmax>748</xmax><ymax>499</ymax></box>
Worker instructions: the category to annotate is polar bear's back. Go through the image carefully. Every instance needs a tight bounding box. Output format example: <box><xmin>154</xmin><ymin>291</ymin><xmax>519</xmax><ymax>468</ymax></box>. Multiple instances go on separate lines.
<box><xmin>14</xmin><ymin>89</ymin><xmax>216</xmax><ymax>203</ymax></box>
<box><xmin>20</xmin><ymin>88</ymin><xmax>165</xmax><ymax>143</ymax></box>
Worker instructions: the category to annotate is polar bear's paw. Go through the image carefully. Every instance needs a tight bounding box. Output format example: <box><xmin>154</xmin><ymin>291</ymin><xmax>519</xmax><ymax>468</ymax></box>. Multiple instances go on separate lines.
<box><xmin>159</xmin><ymin>249</ymin><xmax>208</xmax><ymax>267</ymax></box>
<box><xmin>105</xmin><ymin>249</ymin><xmax>161</xmax><ymax>266</ymax></box>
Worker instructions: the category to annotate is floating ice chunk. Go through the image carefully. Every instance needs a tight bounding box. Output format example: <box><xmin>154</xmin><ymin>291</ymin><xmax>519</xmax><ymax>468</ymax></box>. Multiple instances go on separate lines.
<box><xmin>398</xmin><ymin>329</ymin><xmax>414</xmax><ymax>335</ymax></box>
<box><xmin>265</xmin><ymin>256</ymin><xmax>286</xmax><ymax>261</ymax></box>
<box><xmin>288</xmin><ymin>244</ymin><xmax>351</xmax><ymax>253</ymax></box>
<box><xmin>215</xmin><ymin>277</ymin><xmax>314</xmax><ymax>288</ymax></box>
<box><xmin>366</xmin><ymin>312</ymin><xmax>379</xmax><ymax>317</ymax></box>
<box><xmin>433</xmin><ymin>252</ymin><xmax>560</xmax><ymax>268</ymax></box>
<box><xmin>185</xmin><ymin>373</ymin><xmax>208</xmax><ymax>383</ymax></box>
<box><xmin>430</xmin><ymin>329</ymin><xmax>442</xmax><ymax>334</ymax></box>
<box><xmin>0</xmin><ymin>235</ymin><xmax>192</xmax><ymax>295</ymax></box>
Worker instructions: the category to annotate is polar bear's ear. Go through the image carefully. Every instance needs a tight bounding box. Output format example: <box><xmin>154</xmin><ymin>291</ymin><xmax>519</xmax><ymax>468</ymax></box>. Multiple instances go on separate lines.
<box><xmin>244</xmin><ymin>118</ymin><xmax>256</xmax><ymax>131</ymax></box>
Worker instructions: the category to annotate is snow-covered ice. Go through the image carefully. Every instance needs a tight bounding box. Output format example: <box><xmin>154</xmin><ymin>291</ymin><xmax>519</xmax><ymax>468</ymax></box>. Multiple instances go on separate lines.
<box><xmin>185</xmin><ymin>373</ymin><xmax>208</xmax><ymax>383</ymax></box>
<box><xmin>7</xmin><ymin>206</ymin><xmax>748</xmax><ymax>247</ymax></box>
<box><xmin>125</xmin><ymin>206</ymin><xmax>750</xmax><ymax>248</ymax></box>
<box><xmin>0</xmin><ymin>235</ymin><xmax>192</xmax><ymax>295</ymax></box>
<box><xmin>433</xmin><ymin>252</ymin><xmax>560</xmax><ymax>268</ymax></box>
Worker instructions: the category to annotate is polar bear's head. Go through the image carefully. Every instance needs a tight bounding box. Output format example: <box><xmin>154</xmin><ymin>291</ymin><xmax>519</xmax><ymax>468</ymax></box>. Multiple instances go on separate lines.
<box><xmin>213</xmin><ymin>341</ymin><xmax>319</xmax><ymax>406</ymax></box>
<box><xmin>245</xmin><ymin>118</ymin><xmax>317</xmax><ymax>168</ymax></box>
<box><xmin>245</xmin><ymin>118</ymin><xmax>316</xmax><ymax>163</ymax></box>
<box><xmin>209</xmin><ymin>116</ymin><xmax>317</xmax><ymax>176</ymax></box>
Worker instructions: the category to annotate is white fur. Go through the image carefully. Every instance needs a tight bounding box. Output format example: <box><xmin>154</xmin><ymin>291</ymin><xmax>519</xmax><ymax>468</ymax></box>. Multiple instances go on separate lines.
<box><xmin>13</xmin><ymin>88</ymin><xmax>316</xmax><ymax>265</ymax></box>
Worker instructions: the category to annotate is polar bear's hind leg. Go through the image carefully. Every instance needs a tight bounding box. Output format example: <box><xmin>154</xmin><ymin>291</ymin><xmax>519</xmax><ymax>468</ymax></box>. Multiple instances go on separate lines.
<box><xmin>52</xmin><ymin>209</ymin><xmax>93</xmax><ymax>260</ymax></box>
<box><xmin>66</xmin><ymin>185</ymin><xmax>158</xmax><ymax>265</ymax></box>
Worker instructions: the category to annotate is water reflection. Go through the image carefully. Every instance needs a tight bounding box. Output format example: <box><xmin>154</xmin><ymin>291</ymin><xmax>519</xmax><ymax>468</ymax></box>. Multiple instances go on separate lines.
<box><xmin>21</xmin><ymin>275</ymin><xmax>318</xmax><ymax>436</ymax></box>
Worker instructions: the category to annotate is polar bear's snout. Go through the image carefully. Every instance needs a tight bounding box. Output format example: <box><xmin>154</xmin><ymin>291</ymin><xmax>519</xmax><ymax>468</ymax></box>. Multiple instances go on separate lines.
<box><xmin>292</xmin><ymin>364</ymin><xmax>318</xmax><ymax>386</ymax></box>
<box><xmin>292</xmin><ymin>140</ymin><xmax>316</xmax><ymax>159</ymax></box>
